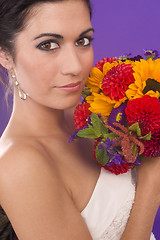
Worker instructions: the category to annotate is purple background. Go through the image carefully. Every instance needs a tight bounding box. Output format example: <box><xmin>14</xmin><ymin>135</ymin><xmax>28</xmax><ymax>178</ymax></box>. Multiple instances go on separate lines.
<box><xmin>0</xmin><ymin>0</ymin><xmax>159</xmax><ymax>238</ymax></box>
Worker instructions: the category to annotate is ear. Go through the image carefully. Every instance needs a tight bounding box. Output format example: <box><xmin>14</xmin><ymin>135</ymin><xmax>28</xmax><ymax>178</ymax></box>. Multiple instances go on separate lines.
<box><xmin>0</xmin><ymin>48</ymin><xmax>14</xmax><ymax>70</ymax></box>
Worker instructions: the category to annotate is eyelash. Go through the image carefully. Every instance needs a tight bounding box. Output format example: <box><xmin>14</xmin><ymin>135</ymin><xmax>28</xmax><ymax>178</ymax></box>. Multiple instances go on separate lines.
<box><xmin>36</xmin><ymin>39</ymin><xmax>59</xmax><ymax>51</ymax></box>
<box><xmin>36</xmin><ymin>36</ymin><xmax>94</xmax><ymax>51</ymax></box>
<box><xmin>75</xmin><ymin>36</ymin><xmax>94</xmax><ymax>47</ymax></box>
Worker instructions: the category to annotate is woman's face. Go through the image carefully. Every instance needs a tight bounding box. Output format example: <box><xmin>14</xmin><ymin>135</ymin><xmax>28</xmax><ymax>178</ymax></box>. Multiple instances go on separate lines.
<box><xmin>13</xmin><ymin>0</ymin><xmax>94</xmax><ymax>109</ymax></box>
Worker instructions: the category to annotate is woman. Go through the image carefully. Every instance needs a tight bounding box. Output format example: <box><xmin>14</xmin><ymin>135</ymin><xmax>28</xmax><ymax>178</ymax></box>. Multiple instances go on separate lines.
<box><xmin>0</xmin><ymin>0</ymin><xmax>159</xmax><ymax>239</ymax></box>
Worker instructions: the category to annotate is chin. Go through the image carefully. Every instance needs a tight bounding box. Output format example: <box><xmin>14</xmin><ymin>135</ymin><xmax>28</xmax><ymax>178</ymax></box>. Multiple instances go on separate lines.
<box><xmin>59</xmin><ymin>96</ymin><xmax>81</xmax><ymax>110</ymax></box>
<box><xmin>64</xmin><ymin>101</ymin><xmax>80</xmax><ymax>110</ymax></box>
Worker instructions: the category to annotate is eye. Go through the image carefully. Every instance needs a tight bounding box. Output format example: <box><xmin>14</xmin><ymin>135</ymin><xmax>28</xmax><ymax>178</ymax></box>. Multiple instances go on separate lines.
<box><xmin>75</xmin><ymin>37</ymin><xmax>93</xmax><ymax>47</ymax></box>
<box><xmin>36</xmin><ymin>40</ymin><xmax>59</xmax><ymax>51</ymax></box>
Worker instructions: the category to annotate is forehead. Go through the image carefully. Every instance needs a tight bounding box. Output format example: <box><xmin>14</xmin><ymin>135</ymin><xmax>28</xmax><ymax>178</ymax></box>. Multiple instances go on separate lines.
<box><xmin>23</xmin><ymin>1</ymin><xmax>91</xmax><ymax>38</ymax></box>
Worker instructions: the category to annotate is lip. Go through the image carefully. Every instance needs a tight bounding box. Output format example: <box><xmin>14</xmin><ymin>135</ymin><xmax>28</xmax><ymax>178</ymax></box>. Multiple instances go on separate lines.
<box><xmin>56</xmin><ymin>81</ymin><xmax>81</xmax><ymax>92</ymax></box>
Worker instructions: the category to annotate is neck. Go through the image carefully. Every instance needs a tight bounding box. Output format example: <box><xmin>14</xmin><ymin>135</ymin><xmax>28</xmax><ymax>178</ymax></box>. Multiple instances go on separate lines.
<box><xmin>7</xmin><ymin>95</ymin><xmax>74</xmax><ymax>138</ymax></box>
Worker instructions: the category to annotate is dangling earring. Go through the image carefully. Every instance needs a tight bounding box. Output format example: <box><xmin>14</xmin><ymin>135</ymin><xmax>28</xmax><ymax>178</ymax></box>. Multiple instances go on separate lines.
<box><xmin>11</xmin><ymin>72</ymin><xmax>27</xmax><ymax>100</ymax></box>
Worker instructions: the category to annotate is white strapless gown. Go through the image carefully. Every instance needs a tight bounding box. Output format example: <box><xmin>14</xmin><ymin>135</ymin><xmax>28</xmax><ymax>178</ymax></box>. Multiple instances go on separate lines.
<box><xmin>81</xmin><ymin>168</ymin><xmax>156</xmax><ymax>240</ymax></box>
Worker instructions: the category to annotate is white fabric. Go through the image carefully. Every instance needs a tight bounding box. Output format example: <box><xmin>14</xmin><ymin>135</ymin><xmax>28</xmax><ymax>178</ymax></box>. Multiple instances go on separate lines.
<box><xmin>81</xmin><ymin>168</ymin><xmax>156</xmax><ymax>240</ymax></box>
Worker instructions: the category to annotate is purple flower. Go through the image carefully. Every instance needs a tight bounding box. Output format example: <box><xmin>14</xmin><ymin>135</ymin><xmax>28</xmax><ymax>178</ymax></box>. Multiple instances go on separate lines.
<box><xmin>129</xmin><ymin>55</ymin><xmax>143</xmax><ymax>61</ymax></box>
<box><xmin>106</xmin><ymin>153</ymin><xmax>123</xmax><ymax>166</ymax></box>
<box><xmin>133</xmin><ymin>157</ymin><xmax>141</xmax><ymax>166</ymax></box>
<box><xmin>108</xmin><ymin>103</ymin><xmax>127</xmax><ymax>130</ymax></box>
<box><xmin>69</xmin><ymin>130</ymin><xmax>79</xmax><ymax>143</ymax></box>
<box><xmin>98</xmin><ymin>138</ymin><xmax>123</xmax><ymax>166</ymax></box>
<box><xmin>79</xmin><ymin>96</ymin><xmax>84</xmax><ymax>103</ymax></box>
<box><xmin>86</xmin><ymin>116</ymin><xmax>92</xmax><ymax>125</ymax></box>
<box><xmin>144</xmin><ymin>49</ymin><xmax>159</xmax><ymax>60</ymax></box>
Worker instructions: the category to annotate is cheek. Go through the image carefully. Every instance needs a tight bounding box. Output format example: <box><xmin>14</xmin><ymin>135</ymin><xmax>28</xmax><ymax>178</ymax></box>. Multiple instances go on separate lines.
<box><xmin>15</xmin><ymin>53</ymin><xmax>59</xmax><ymax>95</ymax></box>
<box><xmin>83</xmin><ymin>48</ymin><xmax>94</xmax><ymax>78</ymax></box>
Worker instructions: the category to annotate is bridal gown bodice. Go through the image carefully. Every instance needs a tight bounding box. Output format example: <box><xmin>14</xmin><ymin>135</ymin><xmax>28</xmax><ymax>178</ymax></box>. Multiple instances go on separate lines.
<box><xmin>0</xmin><ymin>168</ymin><xmax>156</xmax><ymax>240</ymax></box>
<box><xmin>81</xmin><ymin>168</ymin><xmax>156</xmax><ymax>240</ymax></box>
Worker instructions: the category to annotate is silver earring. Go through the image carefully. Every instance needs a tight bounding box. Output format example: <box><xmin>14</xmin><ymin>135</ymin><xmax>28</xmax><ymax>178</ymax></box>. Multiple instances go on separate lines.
<box><xmin>11</xmin><ymin>73</ymin><xmax>27</xmax><ymax>100</ymax></box>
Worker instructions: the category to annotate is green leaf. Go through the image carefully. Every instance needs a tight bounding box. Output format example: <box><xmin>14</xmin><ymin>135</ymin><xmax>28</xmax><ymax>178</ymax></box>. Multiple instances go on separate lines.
<box><xmin>96</xmin><ymin>148</ymin><xmax>109</xmax><ymax>166</ymax></box>
<box><xmin>77</xmin><ymin>126</ymin><xmax>97</xmax><ymax>138</ymax></box>
<box><xmin>91</xmin><ymin>113</ymin><xmax>108</xmax><ymax>137</ymax></box>
<box><xmin>81</xmin><ymin>87</ymin><xmax>91</xmax><ymax>98</ymax></box>
<box><xmin>91</xmin><ymin>113</ymin><xmax>102</xmax><ymax>137</ymax></box>
<box><xmin>132</xmin><ymin>144</ymin><xmax>137</xmax><ymax>156</ymax></box>
<box><xmin>100</xmin><ymin>122</ymin><xmax>109</xmax><ymax>135</ymax></box>
<box><xmin>91</xmin><ymin>113</ymin><xmax>102</xmax><ymax>127</ymax></box>
<box><xmin>103</xmin><ymin>132</ymin><xmax>117</xmax><ymax>141</ymax></box>
<box><xmin>129</xmin><ymin>122</ymin><xmax>141</xmax><ymax>137</ymax></box>
<box><xmin>81</xmin><ymin>93</ymin><xmax>86</xmax><ymax>99</ymax></box>
<box><xmin>77</xmin><ymin>113</ymin><xmax>110</xmax><ymax>139</ymax></box>
<box><xmin>139</xmin><ymin>132</ymin><xmax>151</xmax><ymax>140</ymax></box>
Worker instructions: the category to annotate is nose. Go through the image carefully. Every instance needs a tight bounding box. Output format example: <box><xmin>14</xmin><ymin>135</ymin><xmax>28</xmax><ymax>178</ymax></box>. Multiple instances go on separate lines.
<box><xmin>61</xmin><ymin>46</ymin><xmax>83</xmax><ymax>76</ymax></box>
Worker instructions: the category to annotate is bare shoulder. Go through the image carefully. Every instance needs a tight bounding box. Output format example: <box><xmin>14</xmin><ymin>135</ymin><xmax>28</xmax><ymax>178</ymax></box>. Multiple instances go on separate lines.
<box><xmin>0</xmin><ymin>137</ymin><xmax>61</xmax><ymax>205</ymax></box>
<box><xmin>0</xmin><ymin>137</ymin><xmax>55</xmax><ymax>184</ymax></box>
<box><xmin>0</xmin><ymin>138</ymin><xmax>92</xmax><ymax>239</ymax></box>
<box><xmin>0</xmin><ymin>138</ymin><xmax>52</xmax><ymax>202</ymax></box>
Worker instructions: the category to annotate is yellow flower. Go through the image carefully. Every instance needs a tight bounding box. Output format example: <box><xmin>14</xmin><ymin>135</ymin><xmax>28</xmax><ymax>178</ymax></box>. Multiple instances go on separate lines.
<box><xmin>85</xmin><ymin>94</ymin><xmax>95</xmax><ymax>105</ymax></box>
<box><xmin>103</xmin><ymin>61</ymin><xmax>120</xmax><ymax>75</ymax></box>
<box><xmin>86</xmin><ymin>92</ymin><xmax>126</xmax><ymax>116</ymax></box>
<box><xmin>126</xmin><ymin>58</ymin><xmax>160</xmax><ymax>100</ymax></box>
<box><xmin>86</xmin><ymin>67</ymin><xmax>104</xmax><ymax>93</ymax></box>
<box><xmin>86</xmin><ymin>93</ymin><xmax>114</xmax><ymax>116</ymax></box>
<box><xmin>146</xmin><ymin>90</ymin><xmax>160</xmax><ymax>98</ymax></box>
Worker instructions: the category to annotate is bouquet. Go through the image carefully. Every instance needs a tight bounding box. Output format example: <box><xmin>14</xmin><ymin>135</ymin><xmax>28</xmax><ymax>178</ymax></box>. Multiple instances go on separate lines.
<box><xmin>70</xmin><ymin>50</ymin><xmax>160</xmax><ymax>175</ymax></box>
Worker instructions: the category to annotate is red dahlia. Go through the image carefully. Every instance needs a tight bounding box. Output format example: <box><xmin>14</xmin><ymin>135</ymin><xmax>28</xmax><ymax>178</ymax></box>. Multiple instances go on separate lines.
<box><xmin>102</xmin><ymin>162</ymin><xmax>133</xmax><ymax>175</ymax></box>
<box><xmin>73</xmin><ymin>102</ymin><xmax>91</xmax><ymax>130</ymax></box>
<box><xmin>125</xmin><ymin>95</ymin><xmax>160</xmax><ymax>136</ymax></box>
<box><xmin>95</xmin><ymin>57</ymin><xmax>118</xmax><ymax>72</ymax></box>
<box><xmin>102</xmin><ymin>63</ymin><xmax>135</xmax><ymax>101</ymax></box>
<box><xmin>143</xmin><ymin>132</ymin><xmax>160</xmax><ymax>157</ymax></box>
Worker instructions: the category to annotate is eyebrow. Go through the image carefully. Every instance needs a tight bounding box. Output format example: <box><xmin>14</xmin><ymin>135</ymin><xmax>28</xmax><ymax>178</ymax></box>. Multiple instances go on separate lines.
<box><xmin>79</xmin><ymin>28</ymin><xmax>94</xmax><ymax>37</ymax></box>
<box><xmin>33</xmin><ymin>28</ymin><xmax>94</xmax><ymax>40</ymax></box>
